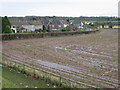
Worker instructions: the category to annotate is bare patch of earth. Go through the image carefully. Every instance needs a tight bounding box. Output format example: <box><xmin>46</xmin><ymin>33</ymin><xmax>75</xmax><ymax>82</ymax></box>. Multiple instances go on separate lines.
<box><xmin>2</xmin><ymin>29</ymin><xmax>118</xmax><ymax>88</ymax></box>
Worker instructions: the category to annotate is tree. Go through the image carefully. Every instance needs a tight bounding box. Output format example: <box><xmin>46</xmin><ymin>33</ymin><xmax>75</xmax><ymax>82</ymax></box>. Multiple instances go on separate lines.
<box><xmin>4</xmin><ymin>25</ymin><xmax>13</xmax><ymax>33</ymax></box>
<box><xmin>46</xmin><ymin>29</ymin><xmax>50</xmax><ymax>32</ymax></box>
<box><xmin>46</xmin><ymin>25</ymin><xmax>50</xmax><ymax>32</ymax></box>
<box><xmin>2</xmin><ymin>16</ymin><xmax>12</xmax><ymax>33</ymax></box>
<box><xmin>66</xmin><ymin>19</ymin><xmax>70</xmax><ymax>24</ymax></box>
<box><xmin>42</xmin><ymin>25</ymin><xmax>46</xmax><ymax>32</ymax></box>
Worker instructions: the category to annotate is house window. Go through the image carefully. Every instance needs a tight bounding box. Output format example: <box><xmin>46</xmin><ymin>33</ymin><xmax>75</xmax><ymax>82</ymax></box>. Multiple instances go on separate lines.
<box><xmin>58</xmin><ymin>25</ymin><xmax>61</xmax><ymax>27</ymax></box>
<box><xmin>52</xmin><ymin>25</ymin><xmax>54</xmax><ymax>27</ymax></box>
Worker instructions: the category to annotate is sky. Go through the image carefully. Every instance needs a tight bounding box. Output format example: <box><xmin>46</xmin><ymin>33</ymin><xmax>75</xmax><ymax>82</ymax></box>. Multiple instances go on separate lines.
<box><xmin>0</xmin><ymin>0</ymin><xmax>119</xmax><ymax>17</ymax></box>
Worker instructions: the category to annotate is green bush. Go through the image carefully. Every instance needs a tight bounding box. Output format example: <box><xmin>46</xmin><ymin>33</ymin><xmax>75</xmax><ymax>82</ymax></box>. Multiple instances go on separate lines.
<box><xmin>3</xmin><ymin>25</ymin><xmax>13</xmax><ymax>33</ymax></box>
<box><xmin>46</xmin><ymin>29</ymin><xmax>50</xmax><ymax>32</ymax></box>
<box><xmin>81</xmin><ymin>27</ymin><xmax>86</xmax><ymax>31</ymax></box>
<box><xmin>61</xmin><ymin>28</ymin><xmax>70</xmax><ymax>32</ymax></box>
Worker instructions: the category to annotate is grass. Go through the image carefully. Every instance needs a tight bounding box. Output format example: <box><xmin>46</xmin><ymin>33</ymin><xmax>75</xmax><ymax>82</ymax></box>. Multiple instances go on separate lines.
<box><xmin>1</xmin><ymin>65</ymin><xmax>53</xmax><ymax>88</ymax></box>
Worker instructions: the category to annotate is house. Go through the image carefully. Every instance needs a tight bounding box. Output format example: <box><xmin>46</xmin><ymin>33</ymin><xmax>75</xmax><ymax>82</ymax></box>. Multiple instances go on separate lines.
<box><xmin>10</xmin><ymin>20</ymin><xmax>28</xmax><ymax>33</ymax></box>
<box><xmin>60</xmin><ymin>20</ymin><xmax>69</xmax><ymax>28</ymax></box>
<box><xmin>10</xmin><ymin>20</ymin><xmax>43</xmax><ymax>33</ymax></box>
<box><xmin>11</xmin><ymin>25</ymin><xmax>17</xmax><ymax>33</ymax></box>
<box><xmin>48</xmin><ymin>20</ymin><xmax>64</xmax><ymax>31</ymax></box>
<box><xmin>98</xmin><ymin>22</ymin><xmax>120</xmax><ymax>29</ymax></box>
<box><xmin>111</xmin><ymin>22</ymin><xmax>120</xmax><ymax>29</ymax></box>
<box><xmin>21</xmin><ymin>25</ymin><xmax>43</xmax><ymax>32</ymax></box>
<box><xmin>72</xmin><ymin>21</ymin><xmax>82</xmax><ymax>30</ymax></box>
<box><xmin>42</xmin><ymin>19</ymin><xmax>50</xmax><ymax>30</ymax></box>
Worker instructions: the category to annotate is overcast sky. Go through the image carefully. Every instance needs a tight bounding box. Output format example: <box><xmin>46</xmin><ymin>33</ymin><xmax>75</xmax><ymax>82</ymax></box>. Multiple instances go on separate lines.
<box><xmin>0</xmin><ymin>0</ymin><xmax>119</xmax><ymax>17</ymax></box>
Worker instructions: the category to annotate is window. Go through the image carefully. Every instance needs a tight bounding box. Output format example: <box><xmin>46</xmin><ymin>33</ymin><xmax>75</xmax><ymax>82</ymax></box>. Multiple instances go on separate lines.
<box><xmin>52</xmin><ymin>25</ymin><xmax>54</xmax><ymax>27</ymax></box>
<box><xmin>58</xmin><ymin>25</ymin><xmax>61</xmax><ymax>27</ymax></box>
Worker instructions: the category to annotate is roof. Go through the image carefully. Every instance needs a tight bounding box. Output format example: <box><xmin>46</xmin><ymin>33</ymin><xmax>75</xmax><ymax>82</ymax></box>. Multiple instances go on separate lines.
<box><xmin>10</xmin><ymin>20</ymin><xmax>42</xmax><ymax>26</ymax></box>
<box><xmin>22</xmin><ymin>25</ymin><xmax>42</xmax><ymax>30</ymax></box>
<box><xmin>60</xmin><ymin>20</ymin><xmax>68</xmax><ymax>25</ymax></box>
<box><xmin>11</xmin><ymin>21</ymin><xmax>28</xmax><ymax>26</ymax></box>
<box><xmin>49</xmin><ymin>20</ymin><xmax>63</xmax><ymax>25</ymax></box>
<box><xmin>72</xmin><ymin>20</ymin><xmax>81</xmax><ymax>25</ymax></box>
<box><xmin>110</xmin><ymin>22</ymin><xmax>120</xmax><ymax>25</ymax></box>
<box><xmin>42</xmin><ymin>20</ymin><xmax>49</xmax><ymax>25</ymax></box>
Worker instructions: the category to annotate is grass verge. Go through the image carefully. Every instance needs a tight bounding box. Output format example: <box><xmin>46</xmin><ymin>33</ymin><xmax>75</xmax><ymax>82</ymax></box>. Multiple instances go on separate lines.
<box><xmin>1</xmin><ymin>65</ymin><xmax>52</xmax><ymax>88</ymax></box>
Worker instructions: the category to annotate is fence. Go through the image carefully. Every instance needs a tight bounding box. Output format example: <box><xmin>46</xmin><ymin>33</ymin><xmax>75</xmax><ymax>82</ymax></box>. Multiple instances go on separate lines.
<box><xmin>1</xmin><ymin>30</ymin><xmax>99</xmax><ymax>40</ymax></box>
<box><xmin>1</xmin><ymin>59</ymin><xmax>97</xmax><ymax>88</ymax></box>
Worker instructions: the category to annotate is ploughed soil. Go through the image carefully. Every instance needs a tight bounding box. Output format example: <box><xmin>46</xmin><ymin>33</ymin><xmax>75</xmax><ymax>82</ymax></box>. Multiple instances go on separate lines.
<box><xmin>2</xmin><ymin>29</ymin><xmax>118</xmax><ymax>88</ymax></box>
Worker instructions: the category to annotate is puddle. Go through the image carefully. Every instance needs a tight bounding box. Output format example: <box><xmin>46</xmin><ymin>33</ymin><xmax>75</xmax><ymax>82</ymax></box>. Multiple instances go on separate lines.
<box><xmin>35</xmin><ymin>59</ymin><xmax>118</xmax><ymax>86</ymax></box>
<box><xmin>55</xmin><ymin>46</ymin><xmax>117</xmax><ymax>71</ymax></box>
<box><xmin>77</xmin><ymin>56</ymin><xmax>117</xmax><ymax>71</ymax></box>
<box><xmin>55</xmin><ymin>46</ymin><xmax>112</xmax><ymax>58</ymax></box>
<box><xmin>71</xmin><ymin>49</ymin><xmax>112</xmax><ymax>58</ymax></box>
<box><xmin>55</xmin><ymin>46</ymin><xmax>67</xmax><ymax>50</ymax></box>
<box><xmin>4</xmin><ymin>52</ymin><xmax>118</xmax><ymax>87</ymax></box>
<box><xmin>27</xmin><ymin>45</ymin><xmax>31</xmax><ymax>47</ymax></box>
<box><xmin>36</xmin><ymin>59</ymin><xmax>80</xmax><ymax>73</ymax></box>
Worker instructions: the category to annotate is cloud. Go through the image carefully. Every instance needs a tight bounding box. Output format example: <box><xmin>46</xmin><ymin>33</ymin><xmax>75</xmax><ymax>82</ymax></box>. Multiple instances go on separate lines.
<box><xmin>1</xmin><ymin>0</ymin><xmax>119</xmax><ymax>17</ymax></box>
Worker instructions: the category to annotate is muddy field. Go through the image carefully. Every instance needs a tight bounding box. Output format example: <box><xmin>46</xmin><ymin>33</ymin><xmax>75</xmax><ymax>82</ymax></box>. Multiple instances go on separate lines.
<box><xmin>2</xmin><ymin>29</ymin><xmax>118</xmax><ymax>88</ymax></box>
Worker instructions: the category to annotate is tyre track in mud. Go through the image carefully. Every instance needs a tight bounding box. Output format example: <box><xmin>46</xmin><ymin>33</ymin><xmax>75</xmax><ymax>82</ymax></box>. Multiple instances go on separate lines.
<box><xmin>55</xmin><ymin>46</ymin><xmax>118</xmax><ymax>71</ymax></box>
<box><xmin>2</xmin><ymin>29</ymin><xmax>118</xmax><ymax>88</ymax></box>
<box><xmin>3</xmin><ymin>52</ymin><xmax>118</xmax><ymax>88</ymax></box>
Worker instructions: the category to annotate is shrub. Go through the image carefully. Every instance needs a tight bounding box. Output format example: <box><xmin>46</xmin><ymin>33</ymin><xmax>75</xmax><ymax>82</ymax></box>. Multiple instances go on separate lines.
<box><xmin>3</xmin><ymin>25</ymin><xmax>13</xmax><ymax>33</ymax></box>
<box><xmin>81</xmin><ymin>27</ymin><xmax>86</xmax><ymax>31</ymax></box>
<box><xmin>61</xmin><ymin>28</ymin><xmax>70</xmax><ymax>32</ymax></box>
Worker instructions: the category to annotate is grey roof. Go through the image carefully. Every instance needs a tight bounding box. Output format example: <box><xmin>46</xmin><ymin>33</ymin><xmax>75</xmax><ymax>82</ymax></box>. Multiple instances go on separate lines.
<box><xmin>72</xmin><ymin>20</ymin><xmax>81</xmax><ymax>25</ymax></box>
<box><xmin>28</xmin><ymin>21</ymin><xmax>42</xmax><ymax>25</ymax></box>
<box><xmin>10</xmin><ymin>20</ymin><xmax>42</xmax><ymax>26</ymax></box>
<box><xmin>60</xmin><ymin>20</ymin><xmax>68</xmax><ymax>25</ymax></box>
<box><xmin>110</xmin><ymin>22</ymin><xmax>120</xmax><ymax>25</ymax></box>
<box><xmin>49</xmin><ymin>20</ymin><xmax>63</xmax><ymax>25</ymax></box>
<box><xmin>42</xmin><ymin>20</ymin><xmax>49</xmax><ymax>25</ymax></box>
<box><xmin>22</xmin><ymin>25</ymin><xmax>42</xmax><ymax>30</ymax></box>
<box><xmin>11</xmin><ymin>21</ymin><xmax>28</xmax><ymax>26</ymax></box>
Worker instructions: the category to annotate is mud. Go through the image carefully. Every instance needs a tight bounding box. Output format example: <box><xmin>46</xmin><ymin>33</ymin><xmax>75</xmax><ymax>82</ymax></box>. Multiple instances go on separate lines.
<box><xmin>2</xmin><ymin>29</ymin><xmax>118</xmax><ymax>88</ymax></box>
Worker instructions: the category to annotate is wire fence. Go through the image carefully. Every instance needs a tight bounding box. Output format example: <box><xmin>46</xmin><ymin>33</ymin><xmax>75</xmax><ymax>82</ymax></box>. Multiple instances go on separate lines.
<box><xmin>1</xmin><ymin>59</ymin><xmax>97</xmax><ymax>88</ymax></box>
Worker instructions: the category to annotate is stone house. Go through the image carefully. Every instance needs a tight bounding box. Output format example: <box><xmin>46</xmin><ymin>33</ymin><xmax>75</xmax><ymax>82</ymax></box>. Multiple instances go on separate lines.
<box><xmin>10</xmin><ymin>20</ymin><xmax>43</xmax><ymax>33</ymax></box>
<box><xmin>48</xmin><ymin>20</ymin><xmax>64</xmax><ymax>31</ymax></box>
<box><xmin>20</xmin><ymin>25</ymin><xmax>43</xmax><ymax>32</ymax></box>
<box><xmin>98</xmin><ymin>22</ymin><xmax>120</xmax><ymax>29</ymax></box>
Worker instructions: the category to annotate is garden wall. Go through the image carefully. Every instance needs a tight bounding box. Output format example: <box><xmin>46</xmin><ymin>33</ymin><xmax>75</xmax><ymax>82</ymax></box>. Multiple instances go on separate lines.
<box><xmin>1</xmin><ymin>30</ymin><xmax>99</xmax><ymax>40</ymax></box>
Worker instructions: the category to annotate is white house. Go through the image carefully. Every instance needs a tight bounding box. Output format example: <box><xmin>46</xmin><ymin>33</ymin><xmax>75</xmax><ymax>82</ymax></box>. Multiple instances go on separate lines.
<box><xmin>21</xmin><ymin>25</ymin><xmax>43</xmax><ymax>32</ymax></box>
<box><xmin>11</xmin><ymin>25</ymin><xmax>17</xmax><ymax>33</ymax></box>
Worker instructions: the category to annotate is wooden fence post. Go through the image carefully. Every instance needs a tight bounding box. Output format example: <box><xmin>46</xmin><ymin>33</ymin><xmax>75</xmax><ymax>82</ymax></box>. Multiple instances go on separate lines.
<box><xmin>45</xmin><ymin>71</ymin><xmax>47</xmax><ymax>82</ymax></box>
<box><xmin>7</xmin><ymin>60</ymin><xmax>9</xmax><ymax>67</ymax></box>
<box><xmin>33</xmin><ymin>65</ymin><xmax>36</xmax><ymax>78</ymax></box>
<box><xmin>59</xmin><ymin>76</ymin><xmax>62</xmax><ymax>87</ymax></box>
<box><xmin>14</xmin><ymin>61</ymin><xmax>16</xmax><ymax>70</ymax></box>
<box><xmin>23</xmin><ymin>64</ymin><xmax>25</xmax><ymax>74</ymax></box>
